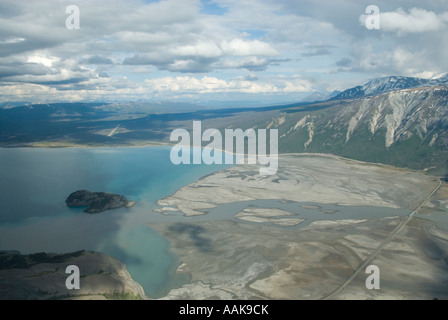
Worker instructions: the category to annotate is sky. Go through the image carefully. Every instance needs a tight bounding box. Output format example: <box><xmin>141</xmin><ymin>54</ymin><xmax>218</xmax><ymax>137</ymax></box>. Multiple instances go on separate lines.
<box><xmin>0</xmin><ymin>0</ymin><xmax>447</xmax><ymax>107</ymax></box>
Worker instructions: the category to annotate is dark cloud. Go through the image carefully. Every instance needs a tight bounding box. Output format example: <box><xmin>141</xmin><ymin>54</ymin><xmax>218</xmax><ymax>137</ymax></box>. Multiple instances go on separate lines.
<box><xmin>0</xmin><ymin>38</ymin><xmax>60</xmax><ymax>58</ymax></box>
<box><xmin>124</xmin><ymin>53</ymin><xmax>217</xmax><ymax>73</ymax></box>
<box><xmin>301</xmin><ymin>45</ymin><xmax>336</xmax><ymax>57</ymax></box>
<box><xmin>336</xmin><ymin>57</ymin><xmax>352</xmax><ymax>67</ymax></box>
<box><xmin>31</xmin><ymin>78</ymin><xmax>89</xmax><ymax>85</ymax></box>
<box><xmin>81</xmin><ymin>56</ymin><xmax>113</xmax><ymax>65</ymax></box>
<box><xmin>0</xmin><ymin>62</ymin><xmax>50</xmax><ymax>79</ymax></box>
<box><xmin>165</xmin><ymin>59</ymin><xmax>214</xmax><ymax>73</ymax></box>
<box><xmin>244</xmin><ymin>74</ymin><xmax>258</xmax><ymax>81</ymax></box>
<box><xmin>122</xmin><ymin>53</ymin><xmax>171</xmax><ymax>66</ymax></box>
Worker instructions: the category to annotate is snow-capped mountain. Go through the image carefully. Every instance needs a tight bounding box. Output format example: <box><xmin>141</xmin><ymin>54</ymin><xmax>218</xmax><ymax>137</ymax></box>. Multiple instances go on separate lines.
<box><xmin>332</xmin><ymin>75</ymin><xmax>448</xmax><ymax>101</ymax></box>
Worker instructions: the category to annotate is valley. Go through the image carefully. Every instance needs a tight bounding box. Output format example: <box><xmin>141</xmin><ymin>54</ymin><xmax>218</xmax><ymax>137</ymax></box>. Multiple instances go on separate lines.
<box><xmin>1</xmin><ymin>76</ymin><xmax>446</xmax><ymax>178</ymax></box>
<box><xmin>0</xmin><ymin>75</ymin><xmax>446</xmax><ymax>300</ymax></box>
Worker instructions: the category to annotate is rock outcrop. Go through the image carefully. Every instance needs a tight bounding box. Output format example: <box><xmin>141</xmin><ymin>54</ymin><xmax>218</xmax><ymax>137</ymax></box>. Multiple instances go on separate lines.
<box><xmin>0</xmin><ymin>250</ymin><xmax>145</xmax><ymax>300</ymax></box>
<box><xmin>65</xmin><ymin>190</ymin><xmax>130</xmax><ymax>214</ymax></box>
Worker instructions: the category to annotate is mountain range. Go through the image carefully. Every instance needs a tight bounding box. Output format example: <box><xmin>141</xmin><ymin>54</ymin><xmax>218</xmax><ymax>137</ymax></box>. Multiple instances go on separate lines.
<box><xmin>332</xmin><ymin>74</ymin><xmax>448</xmax><ymax>100</ymax></box>
<box><xmin>0</xmin><ymin>75</ymin><xmax>446</xmax><ymax>178</ymax></box>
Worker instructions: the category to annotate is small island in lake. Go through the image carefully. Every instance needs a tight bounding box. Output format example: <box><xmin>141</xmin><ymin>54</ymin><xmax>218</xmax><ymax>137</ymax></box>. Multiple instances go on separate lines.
<box><xmin>66</xmin><ymin>190</ymin><xmax>136</xmax><ymax>214</ymax></box>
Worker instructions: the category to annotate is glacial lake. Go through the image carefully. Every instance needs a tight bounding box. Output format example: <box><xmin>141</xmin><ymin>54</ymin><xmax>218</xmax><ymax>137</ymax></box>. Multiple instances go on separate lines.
<box><xmin>0</xmin><ymin>146</ymin><xmax>415</xmax><ymax>297</ymax></box>
<box><xmin>0</xmin><ymin>146</ymin><xmax>231</xmax><ymax>297</ymax></box>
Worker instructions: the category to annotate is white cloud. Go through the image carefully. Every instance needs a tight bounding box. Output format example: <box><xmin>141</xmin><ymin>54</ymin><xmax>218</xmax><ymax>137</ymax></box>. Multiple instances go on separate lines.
<box><xmin>170</xmin><ymin>41</ymin><xmax>223</xmax><ymax>58</ymax></box>
<box><xmin>144</xmin><ymin>76</ymin><xmax>311</xmax><ymax>94</ymax></box>
<box><xmin>0</xmin><ymin>37</ymin><xmax>25</xmax><ymax>44</ymax></box>
<box><xmin>0</xmin><ymin>73</ymin><xmax>312</xmax><ymax>103</ymax></box>
<box><xmin>219</xmin><ymin>56</ymin><xmax>269</xmax><ymax>71</ymax></box>
<box><xmin>26</xmin><ymin>52</ymin><xmax>60</xmax><ymax>68</ymax></box>
<box><xmin>220</xmin><ymin>39</ymin><xmax>278</xmax><ymax>56</ymax></box>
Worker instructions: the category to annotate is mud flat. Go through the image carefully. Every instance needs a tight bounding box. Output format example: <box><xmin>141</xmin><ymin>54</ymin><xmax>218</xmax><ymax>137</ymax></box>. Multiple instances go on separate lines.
<box><xmin>152</xmin><ymin>154</ymin><xmax>448</xmax><ymax>300</ymax></box>
<box><xmin>153</xmin><ymin>217</ymin><xmax>448</xmax><ymax>300</ymax></box>
<box><xmin>153</xmin><ymin>216</ymin><xmax>448</xmax><ymax>300</ymax></box>
<box><xmin>155</xmin><ymin>154</ymin><xmax>437</xmax><ymax>216</ymax></box>
<box><xmin>329</xmin><ymin>218</ymin><xmax>448</xmax><ymax>300</ymax></box>
<box><xmin>235</xmin><ymin>208</ymin><xmax>304</xmax><ymax>227</ymax></box>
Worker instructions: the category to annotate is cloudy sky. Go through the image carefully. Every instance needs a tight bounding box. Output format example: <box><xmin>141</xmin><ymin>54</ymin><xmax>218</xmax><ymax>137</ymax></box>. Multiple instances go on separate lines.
<box><xmin>0</xmin><ymin>0</ymin><xmax>447</xmax><ymax>106</ymax></box>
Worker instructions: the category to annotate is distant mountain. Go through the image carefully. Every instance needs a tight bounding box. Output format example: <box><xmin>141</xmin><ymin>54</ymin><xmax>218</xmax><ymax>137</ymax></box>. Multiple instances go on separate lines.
<box><xmin>332</xmin><ymin>75</ymin><xmax>448</xmax><ymax>100</ymax></box>
<box><xmin>302</xmin><ymin>90</ymin><xmax>341</xmax><ymax>103</ymax></box>
<box><xmin>96</xmin><ymin>101</ymin><xmax>204</xmax><ymax>114</ymax></box>
<box><xmin>0</xmin><ymin>100</ymin><xmax>293</xmax><ymax>146</ymax></box>
<box><xmin>0</xmin><ymin>101</ymin><xmax>33</xmax><ymax>109</ymax></box>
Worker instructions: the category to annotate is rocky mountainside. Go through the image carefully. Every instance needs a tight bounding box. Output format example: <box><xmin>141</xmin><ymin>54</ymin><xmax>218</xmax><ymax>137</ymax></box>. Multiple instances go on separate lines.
<box><xmin>253</xmin><ymin>83</ymin><xmax>448</xmax><ymax>177</ymax></box>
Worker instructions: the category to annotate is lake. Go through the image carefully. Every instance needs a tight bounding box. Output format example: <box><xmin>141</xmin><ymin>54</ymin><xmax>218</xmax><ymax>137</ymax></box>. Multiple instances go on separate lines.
<box><xmin>0</xmin><ymin>146</ymin><xmax>230</xmax><ymax>297</ymax></box>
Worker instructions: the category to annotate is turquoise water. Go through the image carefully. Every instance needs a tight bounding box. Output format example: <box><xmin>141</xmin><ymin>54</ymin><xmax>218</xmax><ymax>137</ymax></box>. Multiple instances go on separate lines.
<box><xmin>96</xmin><ymin>225</ymin><xmax>186</xmax><ymax>297</ymax></box>
<box><xmin>0</xmin><ymin>146</ymin><xmax>229</xmax><ymax>297</ymax></box>
<box><xmin>0</xmin><ymin>146</ymin><xmax>229</xmax><ymax>223</ymax></box>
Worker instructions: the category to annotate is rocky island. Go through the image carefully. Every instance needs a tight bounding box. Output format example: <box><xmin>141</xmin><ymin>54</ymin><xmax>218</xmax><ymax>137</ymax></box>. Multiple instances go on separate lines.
<box><xmin>65</xmin><ymin>190</ymin><xmax>135</xmax><ymax>214</ymax></box>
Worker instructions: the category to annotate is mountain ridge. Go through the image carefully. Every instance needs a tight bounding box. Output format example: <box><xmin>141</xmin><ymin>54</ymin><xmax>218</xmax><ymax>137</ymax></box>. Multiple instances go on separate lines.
<box><xmin>331</xmin><ymin>75</ymin><xmax>448</xmax><ymax>101</ymax></box>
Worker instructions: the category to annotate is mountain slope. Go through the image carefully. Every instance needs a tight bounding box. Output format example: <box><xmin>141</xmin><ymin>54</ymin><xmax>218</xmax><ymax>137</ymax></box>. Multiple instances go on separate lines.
<box><xmin>257</xmin><ymin>86</ymin><xmax>448</xmax><ymax>177</ymax></box>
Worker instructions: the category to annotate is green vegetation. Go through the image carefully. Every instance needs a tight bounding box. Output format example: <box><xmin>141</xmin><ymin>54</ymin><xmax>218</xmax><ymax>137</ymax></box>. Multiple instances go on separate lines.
<box><xmin>103</xmin><ymin>291</ymin><xmax>142</xmax><ymax>300</ymax></box>
<box><xmin>0</xmin><ymin>250</ymin><xmax>85</xmax><ymax>270</ymax></box>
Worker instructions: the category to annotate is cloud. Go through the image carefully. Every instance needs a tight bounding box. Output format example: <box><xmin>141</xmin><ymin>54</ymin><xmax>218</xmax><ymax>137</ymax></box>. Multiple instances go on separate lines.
<box><xmin>81</xmin><ymin>56</ymin><xmax>114</xmax><ymax>65</ymax></box>
<box><xmin>301</xmin><ymin>44</ymin><xmax>336</xmax><ymax>57</ymax></box>
<box><xmin>0</xmin><ymin>0</ymin><xmax>447</xmax><ymax>104</ymax></box>
<box><xmin>219</xmin><ymin>56</ymin><xmax>271</xmax><ymax>71</ymax></box>
<box><xmin>220</xmin><ymin>39</ymin><xmax>278</xmax><ymax>56</ymax></box>
<box><xmin>0</xmin><ymin>51</ymin><xmax>97</xmax><ymax>87</ymax></box>
<box><xmin>0</xmin><ymin>61</ymin><xmax>50</xmax><ymax>79</ymax></box>
<box><xmin>122</xmin><ymin>38</ymin><xmax>277</xmax><ymax>72</ymax></box>
<box><xmin>336</xmin><ymin>57</ymin><xmax>352</xmax><ymax>67</ymax></box>
<box><xmin>244</xmin><ymin>74</ymin><xmax>258</xmax><ymax>81</ymax></box>
<box><xmin>165</xmin><ymin>59</ymin><xmax>215</xmax><ymax>73</ymax></box>
<box><xmin>0</xmin><ymin>37</ymin><xmax>25</xmax><ymax>45</ymax></box>
<box><xmin>0</xmin><ymin>74</ymin><xmax>312</xmax><ymax>104</ymax></box>
<box><xmin>170</xmin><ymin>41</ymin><xmax>223</xmax><ymax>59</ymax></box>
<box><xmin>144</xmin><ymin>75</ymin><xmax>311</xmax><ymax>94</ymax></box>
<box><xmin>335</xmin><ymin>44</ymin><xmax>428</xmax><ymax>76</ymax></box>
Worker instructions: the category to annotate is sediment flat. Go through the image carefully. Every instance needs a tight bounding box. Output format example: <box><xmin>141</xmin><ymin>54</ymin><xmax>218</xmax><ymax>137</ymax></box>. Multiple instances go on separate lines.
<box><xmin>151</xmin><ymin>154</ymin><xmax>448</xmax><ymax>300</ymax></box>
<box><xmin>155</xmin><ymin>154</ymin><xmax>438</xmax><ymax>216</ymax></box>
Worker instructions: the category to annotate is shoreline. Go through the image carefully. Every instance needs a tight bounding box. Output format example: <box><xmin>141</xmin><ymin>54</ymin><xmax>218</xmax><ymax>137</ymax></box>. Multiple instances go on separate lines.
<box><xmin>0</xmin><ymin>142</ymin><xmax>439</xmax><ymax>174</ymax></box>
<box><xmin>0</xmin><ymin>141</ymin><xmax>172</xmax><ymax>149</ymax></box>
